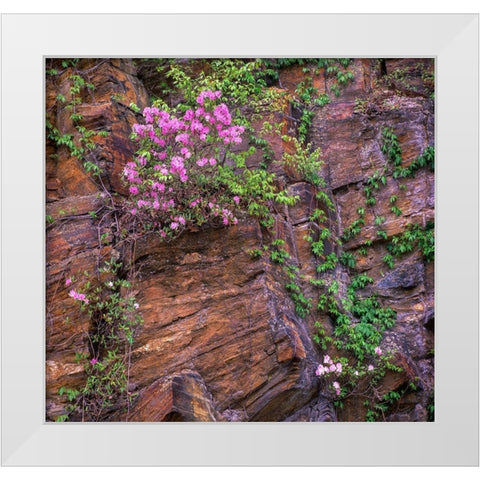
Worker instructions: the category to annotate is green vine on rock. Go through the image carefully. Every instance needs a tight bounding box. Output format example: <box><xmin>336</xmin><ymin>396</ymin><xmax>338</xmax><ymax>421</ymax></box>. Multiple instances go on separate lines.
<box><xmin>57</xmin><ymin>259</ymin><xmax>143</xmax><ymax>422</ymax></box>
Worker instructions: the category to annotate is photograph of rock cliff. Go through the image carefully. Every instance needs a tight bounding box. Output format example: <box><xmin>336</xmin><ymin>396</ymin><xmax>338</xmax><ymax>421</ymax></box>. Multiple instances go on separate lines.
<box><xmin>46</xmin><ymin>58</ymin><xmax>435</xmax><ymax>422</ymax></box>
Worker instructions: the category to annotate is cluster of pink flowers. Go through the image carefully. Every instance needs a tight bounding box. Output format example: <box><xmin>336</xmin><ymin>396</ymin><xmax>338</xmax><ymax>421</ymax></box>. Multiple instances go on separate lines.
<box><xmin>196</xmin><ymin>90</ymin><xmax>222</xmax><ymax>105</ymax></box>
<box><xmin>316</xmin><ymin>347</ymin><xmax>384</xmax><ymax>398</ymax></box>
<box><xmin>125</xmin><ymin>90</ymin><xmax>245</xmax><ymax>237</ymax></box>
<box><xmin>332</xmin><ymin>381</ymin><xmax>341</xmax><ymax>396</ymax></box>
<box><xmin>316</xmin><ymin>355</ymin><xmax>344</xmax><ymax>396</ymax></box>
<box><xmin>316</xmin><ymin>354</ymin><xmax>343</xmax><ymax>376</ymax></box>
<box><xmin>68</xmin><ymin>289</ymin><xmax>89</xmax><ymax>304</ymax></box>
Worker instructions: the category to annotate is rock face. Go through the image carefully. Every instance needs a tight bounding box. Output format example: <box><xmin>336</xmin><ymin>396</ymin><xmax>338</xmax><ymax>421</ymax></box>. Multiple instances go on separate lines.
<box><xmin>46</xmin><ymin>58</ymin><xmax>434</xmax><ymax>422</ymax></box>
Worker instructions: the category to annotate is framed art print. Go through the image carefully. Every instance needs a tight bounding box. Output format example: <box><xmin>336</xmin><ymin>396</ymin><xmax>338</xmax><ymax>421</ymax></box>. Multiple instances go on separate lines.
<box><xmin>2</xmin><ymin>13</ymin><xmax>479</xmax><ymax>466</ymax></box>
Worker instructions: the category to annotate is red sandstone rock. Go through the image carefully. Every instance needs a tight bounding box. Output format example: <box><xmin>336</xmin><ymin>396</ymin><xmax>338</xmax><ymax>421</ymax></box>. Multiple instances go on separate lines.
<box><xmin>45</xmin><ymin>58</ymin><xmax>434</xmax><ymax>422</ymax></box>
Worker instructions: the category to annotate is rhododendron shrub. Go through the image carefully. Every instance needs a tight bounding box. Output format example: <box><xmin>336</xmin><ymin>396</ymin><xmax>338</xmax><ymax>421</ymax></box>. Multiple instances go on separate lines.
<box><xmin>314</xmin><ymin>346</ymin><xmax>403</xmax><ymax>407</ymax></box>
<box><xmin>124</xmin><ymin>90</ymin><xmax>278</xmax><ymax>239</ymax></box>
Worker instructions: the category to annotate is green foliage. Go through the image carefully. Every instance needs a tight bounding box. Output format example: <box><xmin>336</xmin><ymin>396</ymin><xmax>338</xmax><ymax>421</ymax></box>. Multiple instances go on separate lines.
<box><xmin>353</xmin><ymin>98</ymin><xmax>367</xmax><ymax>114</ymax></box>
<box><xmin>377</xmin><ymin>230</ymin><xmax>388</xmax><ymax>240</ymax></box>
<box><xmin>365</xmin><ymin>380</ymin><xmax>419</xmax><ymax>422</ymax></box>
<box><xmin>217</xmin><ymin>149</ymin><xmax>299</xmax><ymax>228</ymax></box>
<box><xmin>164</xmin><ymin>58</ymin><xmax>277</xmax><ymax>110</ymax></box>
<box><xmin>285</xmin><ymin>281</ymin><xmax>313</xmax><ymax>318</ymax></box>
<box><xmin>46</xmin><ymin>66</ymin><xmax>109</xmax><ymax>179</ymax></box>
<box><xmin>341</xmin><ymin>217</ymin><xmax>365</xmax><ymax>241</ymax></box>
<box><xmin>427</xmin><ymin>391</ymin><xmax>435</xmax><ymax>421</ymax></box>
<box><xmin>312</xmin><ymin>321</ymin><xmax>332</xmax><ymax>350</ymax></box>
<box><xmin>383</xmin><ymin>254</ymin><xmax>395</xmax><ymax>269</ymax></box>
<box><xmin>57</xmin><ymin>260</ymin><xmax>143</xmax><ymax>421</ymax></box>
<box><xmin>387</xmin><ymin>221</ymin><xmax>435</xmax><ymax>262</ymax></box>
<box><xmin>247</xmin><ymin>248</ymin><xmax>264</xmax><ymax>259</ymax></box>
<box><xmin>317</xmin><ymin>282</ymin><xmax>396</xmax><ymax>362</ymax></box>
<box><xmin>391</xmin><ymin>205</ymin><xmax>402</xmax><ymax>217</ymax></box>
<box><xmin>296</xmin><ymin>106</ymin><xmax>314</xmax><ymax>144</ymax></box>
<box><xmin>382</xmin><ymin>127</ymin><xmax>435</xmax><ymax>179</ymax></box>
<box><xmin>316</xmin><ymin>93</ymin><xmax>331</xmax><ymax>107</ymax></box>
<box><xmin>316</xmin><ymin>191</ymin><xmax>335</xmax><ymax>212</ymax></box>
<box><xmin>256</xmin><ymin>59</ymin><xmax>354</xmax><ymax>141</ymax></box>
<box><xmin>393</xmin><ymin>146</ymin><xmax>435</xmax><ymax>179</ymax></box>
<box><xmin>339</xmin><ymin>251</ymin><xmax>356</xmax><ymax>269</ymax></box>
<box><xmin>317</xmin><ymin>252</ymin><xmax>338</xmax><ymax>273</ymax></box>
<box><xmin>129</xmin><ymin>102</ymin><xmax>141</xmax><ymax>113</ymax></box>
<box><xmin>281</xmin><ymin>136</ymin><xmax>324</xmax><ymax>186</ymax></box>
<box><xmin>349</xmin><ymin>273</ymin><xmax>373</xmax><ymax>291</ymax></box>
<box><xmin>311</xmin><ymin>239</ymin><xmax>325</xmax><ymax>257</ymax></box>
<box><xmin>269</xmin><ymin>239</ymin><xmax>290</xmax><ymax>264</ymax></box>
<box><xmin>381</xmin><ymin>127</ymin><xmax>403</xmax><ymax>167</ymax></box>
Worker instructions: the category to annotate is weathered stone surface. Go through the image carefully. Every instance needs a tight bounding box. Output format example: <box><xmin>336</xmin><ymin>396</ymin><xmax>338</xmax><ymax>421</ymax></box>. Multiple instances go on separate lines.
<box><xmin>377</xmin><ymin>263</ymin><xmax>424</xmax><ymax>290</ymax></box>
<box><xmin>123</xmin><ymin>220</ymin><xmax>319</xmax><ymax>421</ymax></box>
<box><xmin>126</xmin><ymin>371</ymin><xmax>219</xmax><ymax>422</ymax></box>
<box><xmin>46</xmin><ymin>58</ymin><xmax>434</xmax><ymax>422</ymax></box>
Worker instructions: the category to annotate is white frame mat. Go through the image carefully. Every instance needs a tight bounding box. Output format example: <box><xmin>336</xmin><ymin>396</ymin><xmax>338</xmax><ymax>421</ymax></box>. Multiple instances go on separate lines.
<box><xmin>1</xmin><ymin>13</ymin><xmax>479</xmax><ymax>466</ymax></box>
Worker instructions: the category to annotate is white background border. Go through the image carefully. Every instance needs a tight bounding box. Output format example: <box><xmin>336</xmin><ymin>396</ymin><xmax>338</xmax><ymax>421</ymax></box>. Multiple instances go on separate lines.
<box><xmin>1</xmin><ymin>13</ymin><xmax>479</xmax><ymax>467</ymax></box>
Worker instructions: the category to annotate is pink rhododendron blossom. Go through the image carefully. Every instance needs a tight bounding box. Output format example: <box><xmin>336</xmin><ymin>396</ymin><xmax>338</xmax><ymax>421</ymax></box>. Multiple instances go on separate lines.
<box><xmin>154</xmin><ymin>152</ymin><xmax>167</xmax><ymax>161</ymax></box>
<box><xmin>213</xmin><ymin>103</ymin><xmax>232</xmax><ymax>126</ymax></box>
<box><xmin>375</xmin><ymin>347</ymin><xmax>382</xmax><ymax>355</ymax></box>
<box><xmin>368</xmin><ymin>365</ymin><xmax>374</xmax><ymax>371</ymax></box>
<box><xmin>332</xmin><ymin>381</ymin><xmax>341</xmax><ymax>395</ymax></box>
<box><xmin>65</xmin><ymin>278</ymin><xmax>72</xmax><ymax>286</ymax></box>
<box><xmin>180</xmin><ymin>147</ymin><xmax>192</xmax><ymax>158</ymax></box>
<box><xmin>175</xmin><ymin>133</ymin><xmax>190</xmax><ymax>145</ymax></box>
<box><xmin>315</xmin><ymin>355</ymin><xmax>348</xmax><ymax>381</ymax></box>
<box><xmin>132</xmin><ymin>123</ymin><xmax>146</xmax><ymax>138</ymax></box>
<box><xmin>68</xmin><ymin>289</ymin><xmax>89</xmax><ymax>304</ymax></box>
<box><xmin>152</xmin><ymin>182</ymin><xmax>165</xmax><ymax>192</ymax></box>
<box><xmin>125</xmin><ymin>90</ymin><xmax>246</xmax><ymax>239</ymax></box>
<box><xmin>90</xmin><ymin>358</ymin><xmax>98</xmax><ymax>365</ymax></box>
